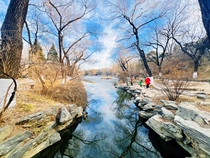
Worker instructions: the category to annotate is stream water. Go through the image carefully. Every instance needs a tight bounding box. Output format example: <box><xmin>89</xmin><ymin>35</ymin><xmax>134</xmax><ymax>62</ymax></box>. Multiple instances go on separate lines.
<box><xmin>46</xmin><ymin>76</ymin><xmax>190</xmax><ymax>158</ymax></box>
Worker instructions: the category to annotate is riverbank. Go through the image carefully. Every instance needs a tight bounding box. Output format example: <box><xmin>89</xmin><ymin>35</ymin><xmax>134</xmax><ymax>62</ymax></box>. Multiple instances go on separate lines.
<box><xmin>0</xmin><ymin>78</ymin><xmax>87</xmax><ymax>157</ymax></box>
<box><xmin>116</xmin><ymin>80</ymin><xmax>210</xmax><ymax>157</ymax></box>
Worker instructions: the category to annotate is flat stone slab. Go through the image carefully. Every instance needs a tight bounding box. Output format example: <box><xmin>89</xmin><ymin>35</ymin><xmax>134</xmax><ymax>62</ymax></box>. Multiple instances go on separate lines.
<box><xmin>16</xmin><ymin>112</ymin><xmax>45</xmax><ymax>125</ymax></box>
<box><xmin>175</xmin><ymin>116</ymin><xmax>210</xmax><ymax>154</ymax></box>
<box><xmin>200</xmin><ymin>102</ymin><xmax>210</xmax><ymax>106</ymax></box>
<box><xmin>146</xmin><ymin>115</ymin><xmax>182</xmax><ymax>141</ymax></box>
<box><xmin>0</xmin><ymin>131</ymin><xmax>32</xmax><ymax>156</ymax></box>
<box><xmin>161</xmin><ymin>107</ymin><xmax>174</xmax><ymax>121</ymax></box>
<box><xmin>176</xmin><ymin>102</ymin><xmax>210</xmax><ymax>125</ymax></box>
<box><xmin>161</xmin><ymin>100</ymin><xmax>178</xmax><ymax>110</ymax></box>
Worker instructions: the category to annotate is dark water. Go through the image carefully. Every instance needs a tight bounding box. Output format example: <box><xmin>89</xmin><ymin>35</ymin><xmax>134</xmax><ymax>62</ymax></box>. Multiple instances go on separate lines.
<box><xmin>38</xmin><ymin>76</ymin><xmax>190</xmax><ymax>158</ymax></box>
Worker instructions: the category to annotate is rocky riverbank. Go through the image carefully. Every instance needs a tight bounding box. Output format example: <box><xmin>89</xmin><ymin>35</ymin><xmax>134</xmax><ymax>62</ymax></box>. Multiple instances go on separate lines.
<box><xmin>0</xmin><ymin>104</ymin><xmax>84</xmax><ymax>158</ymax></box>
<box><xmin>116</xmin><ymin>85</ymin><xmax>210</xmax><ymax>158</ymax></box>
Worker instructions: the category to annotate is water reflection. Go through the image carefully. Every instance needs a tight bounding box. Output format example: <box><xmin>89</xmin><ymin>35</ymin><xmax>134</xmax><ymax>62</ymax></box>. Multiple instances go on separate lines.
<box><xmin>54</xmin><ymin>76</ymin><xmax>162</xmax><ymax>158</ymax></box>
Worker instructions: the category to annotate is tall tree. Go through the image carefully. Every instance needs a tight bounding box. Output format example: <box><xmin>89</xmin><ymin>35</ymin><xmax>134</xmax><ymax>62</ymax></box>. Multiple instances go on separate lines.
<box><xmin>109</xmin><ymin>0</ymin><xmax>165</xmax><ymax>77</ymax></box>
<box><xmin>43</xmin><ymin>0</ymin><xmax>95</xmax><ymax>64</ymax></box>
<box><xmin>168</xmin><ymin>2</ymin><xmax>209</xmax><ymax>78</ymax></box>
<box><xmin>0</xmin><ymin>0</ymin><xmax>29</xmax><ymax>78</ymax></box>
<box><xmin>173</xmin><ymin>37</ymin><xmax>210</xmax><ymax>78</ymax></box>
<box><xmin>198</xmin><ymin>0</ymin><xmax>210</xmax><ymax>42</ymax></box>
<box><xmin>43</xmin><ymin>0</ymin><xmax>95</xmax><ymax>77</ymax></box>
<box><xmin>145</xmin><ymin>22</ymin><xmax>172</xmax><ymax>77</ymax></box>
<box><xmin>47</xmin><ymin>44</ymin><xmax>58</xmax><ymax>62</ymax></box>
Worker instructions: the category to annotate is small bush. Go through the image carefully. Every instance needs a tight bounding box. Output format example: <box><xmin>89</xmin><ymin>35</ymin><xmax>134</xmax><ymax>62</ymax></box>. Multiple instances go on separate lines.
<box><xmin>159</xmin><ymin>77</ymin><xmax>190</xmax><ymax>101</ymax></box>
<box><xmin>48</xmin><ymin>81</ymin><xmax>87</xmax><ymax>107</ymax></box>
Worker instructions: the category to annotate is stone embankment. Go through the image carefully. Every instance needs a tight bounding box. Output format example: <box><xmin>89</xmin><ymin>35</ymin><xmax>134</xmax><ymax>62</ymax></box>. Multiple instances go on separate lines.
<box><xmin>116</xmin><ymin>85</ymin><xmax>210</xmax><ymax>158</ymax></box>
<box><xmin>0</xmin><ymin>104</ymin><xmax>84</xmax><ymax>158</ymax></box>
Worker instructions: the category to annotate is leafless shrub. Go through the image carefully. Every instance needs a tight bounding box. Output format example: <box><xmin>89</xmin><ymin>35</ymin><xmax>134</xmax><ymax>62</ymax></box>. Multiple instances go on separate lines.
<box><xmin>48</xmin><ymin>81</ymin><xmax>87</xmax><ymax>107</ymax></box>
<box><xmin>159</xmin><ymin>77</ymin><xmax>190</xmax><ymax>101</ymax></box>
<box><xmin>29</xmin><ymin>62</ymin><xmax>61</xmax><ymax>95</ymax></box>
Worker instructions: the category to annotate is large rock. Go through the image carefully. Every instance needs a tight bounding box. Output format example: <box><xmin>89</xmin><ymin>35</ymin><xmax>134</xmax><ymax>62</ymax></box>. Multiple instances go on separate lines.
<box><xmin>138</xmin><ymin>97</ymin><xmax>152</xmax><ymax>106</ymax></box>
<box><xmin>142</xmin><ymin>103</ymin><xmax>155</xmax><ymax>112</ymax></box>
<box><xmin>176</xmin><ymin>102</ymin><xmax>210</xmax><ymax>125</ymax></box>
<box><xmin>134</xmin><ymin>96</ymin><xmax>142</xmax><ymax>101</ymax></box>
<box><xmin>139</xmin><ymin>111</ymin><xmax>155</xmax><ymax>120</ymax></box>
<box><xmin>57</xmin><ymin>107</ymin><xmax>72</xmax><ymax>125</ymax></box>
<box><xmin>161</xmin><ymin>107</ymin><xmax>174</xmax><ymax>121</ymax></box>
<box><xmin>21</xmin><ymin>130</ymin><xmax>61</xmax><ymax>158</ymax></box>
<box><xmin>200</xmin><ymin>102</ymin><xmax>210</xmax><ymax>106</ymax></box>
<box><xmin>161</xmin><ymin>100</ymin><xmax>178</xmax><ymax>110</ymax></box>
<box><xmin>5</xmin><ymin>138</ymin><xmax>34</xmax><ymax>158</ymax></box>
<box><xmin>197</xmin><ymin>94</ymin><xmax>208</xmax><ymax>100</ymax></box>
<box><xmin>161</xmin><ymin>122</ymin><xmax>183</xmax><ymax>140</ymax></box>
<box><xmin>0</xmin><ymin>131</ymin><xmax>32</xmax><ymax>156</ymax></box>
<box><xmin>146</xmin><ymin>115</ymin><xmax>183</xmax><ymax>141</ymax></box>
<box><xmin>16</xmin><ymin>112</ymin><xmax>45</xmax><ymax>125</ymax></box>
<box><xmin>175</xmin><ymin>116</ymin><xmax>210</xmax><ymax>155</ymax></box>
<box><xmin>133</xmin><ymin>96</ymin><xmax>142</xmax><ymax>105</ymax></box>
<box><xmin>68</xmin><ymin>104</ymin><xmax>83</xmax><ymax>118</ymax></box>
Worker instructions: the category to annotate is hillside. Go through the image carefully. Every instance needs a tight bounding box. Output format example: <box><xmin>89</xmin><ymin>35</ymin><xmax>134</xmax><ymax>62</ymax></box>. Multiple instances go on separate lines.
<box><xmin>150</xmin><ymin>51</ymin><xmax>210</xmax><ymax>81</ymax></box>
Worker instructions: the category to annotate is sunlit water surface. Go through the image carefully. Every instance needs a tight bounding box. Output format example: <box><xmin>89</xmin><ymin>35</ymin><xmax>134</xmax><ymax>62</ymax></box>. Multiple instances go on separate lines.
<box><xmin>52</xmin><ymin>76</ymin><xmax>190</xmax><ymax>158</ymax></box>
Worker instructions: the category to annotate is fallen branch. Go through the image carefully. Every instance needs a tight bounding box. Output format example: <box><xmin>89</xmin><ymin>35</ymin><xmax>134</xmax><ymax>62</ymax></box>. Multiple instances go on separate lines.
<box><xmin>0</xmin><ymin>72</ymin><xmax>17</xmax><ymax>121</ymax></box>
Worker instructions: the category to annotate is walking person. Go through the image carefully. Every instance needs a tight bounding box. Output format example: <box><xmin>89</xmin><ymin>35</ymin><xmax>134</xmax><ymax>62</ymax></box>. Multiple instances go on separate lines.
<box><xmin>139</xmin><ymin>80</ymin><xmax>143</xmax><ymax>87</ymax></box>
<box><xmin>145</xmin><ymin>77</ymin><xmax>151</xmax><ymax>88</ymax></box>
<box><xmin>130</xmin><ymin>76</ymin><xmax>134</xmax><ymax>86</ymax></box>
<box><xmin>126</xmin><ymin>76</ymin><xmax>129</xmax><ymax>86</ymax></box>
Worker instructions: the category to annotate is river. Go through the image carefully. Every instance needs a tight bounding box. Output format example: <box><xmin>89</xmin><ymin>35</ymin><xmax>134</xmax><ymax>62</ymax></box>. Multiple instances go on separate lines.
<box><xmin>48</xmin><ymin>76</ymin><xmax>190</xmax><ymax>158</ymax></box>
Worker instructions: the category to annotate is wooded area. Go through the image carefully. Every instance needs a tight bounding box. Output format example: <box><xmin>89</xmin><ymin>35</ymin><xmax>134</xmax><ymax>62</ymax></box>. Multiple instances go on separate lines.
<box><xmin>0</xmin><ymin>0</ymin><xmax>210</xmax><ymax>80</ymax></box>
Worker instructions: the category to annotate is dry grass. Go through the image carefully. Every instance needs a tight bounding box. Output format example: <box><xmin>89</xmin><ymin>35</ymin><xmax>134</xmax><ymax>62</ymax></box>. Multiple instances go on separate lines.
<box><xmin>48</xmin><ymin>80</ymin><xmax>87</xmax><ymax>107</ymax></box>
<box><xmin>176</xmin><ymin>95</ymin><xmax>198</xmax><ymax>103</ymax></box>
<box><xmin>0</xmin><ymin>79</ymin><xmax>87</xmax><ymax>137</ymax></box>
<box><xmin>197</xmin><ymin>104</ymin><xmax>210</xmax><ymax>113</ymax></box>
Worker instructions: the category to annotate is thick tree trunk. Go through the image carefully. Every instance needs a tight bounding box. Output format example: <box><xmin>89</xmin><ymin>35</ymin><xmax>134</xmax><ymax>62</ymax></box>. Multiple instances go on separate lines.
<box><xmin>198</xmin><ymin>0</ymin><xmax>210</xmax><ymax>42</ymax></box>
<box><xmin>193</xmin><ymin>60</ymin><xmax>199</xmax><ymax>79</ymax></box>
<box><xmin>194</xmin><ymin>60</ymin><xmax>199</xmax><ymax>73</ymax></box>
<box><xmin>137</xmin><ymin>46</ymin><xmax>153</xmax><ymax>77</ymax></box>
<box><xmin>0</xmin><ymin>0</ymin><xmax>29</xmax><ymax>79</ymax></box>
<box><xmin>158</xmin><ymin>66</ymin><xmax>162</xmax><ymax>77</ymax></box>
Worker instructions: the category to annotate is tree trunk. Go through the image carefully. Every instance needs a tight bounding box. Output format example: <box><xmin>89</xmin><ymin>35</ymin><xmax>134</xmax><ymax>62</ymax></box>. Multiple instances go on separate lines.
<box><xmin>58</xmin><ymin>31</ymin><xmax>62</xmax><ymax>64</ymax></box>
<box><xmin>137</xmin><ymin>46</ymin><xmax>153</xmax><ymax>77</ymax></box>
<box><xmin>193</xmin><ymin>60</ymin><xmax>199</xmax><ymax>79</ymax></box>
<box><xmin>198</xmin><ymin>0</ymin><xmax>210</xmax><ymax>42</ymax></box>
<box><xmin>0</xmin><ymin>0</ymin><xmax>29</xmax><ymax>79</ymax></box>
<box><xmin>158</xmin><ymin>66</ymin><xmax>162</xmax><ymax>77</ymax></box>
<box><xmin>194</xmin><ymin>60</ymin><xmax>199</xmax><ymax>73</ymax></box>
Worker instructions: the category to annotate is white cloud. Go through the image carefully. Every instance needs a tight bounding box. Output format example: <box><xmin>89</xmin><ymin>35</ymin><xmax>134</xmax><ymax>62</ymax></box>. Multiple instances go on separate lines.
<box><xmin>82</xmin><ymin>25</ymin><xmax>118</xmax><ymax>70</ymax></box>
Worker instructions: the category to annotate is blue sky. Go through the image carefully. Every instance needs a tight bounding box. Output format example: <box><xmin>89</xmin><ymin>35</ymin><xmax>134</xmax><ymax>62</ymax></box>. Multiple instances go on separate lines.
<box><xmin>0</xmin><ymin>0</ymin><xmax>204</xmax><ymax>70</ymax></box>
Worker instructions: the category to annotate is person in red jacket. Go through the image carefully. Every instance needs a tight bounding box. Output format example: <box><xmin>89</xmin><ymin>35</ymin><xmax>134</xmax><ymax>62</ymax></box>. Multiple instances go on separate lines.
<box><xmin>145</xmin><ymin>77</ymin><xmax>151</xmax><ymax>88</ymax></box>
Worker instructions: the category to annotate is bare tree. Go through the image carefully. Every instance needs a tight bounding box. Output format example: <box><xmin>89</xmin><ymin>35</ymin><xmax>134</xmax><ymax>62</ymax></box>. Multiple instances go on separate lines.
<box><xmin>23</xmin><ymin>7</ymin><xmax>48</xmax><ymax>57</ymax></box>
<box><xmin>43</xmin><ymin>0</ymin><xmax>96</xmax><ymax>73</ymax></box>
<box><xmin>173</xmin><ymin>36</ymin><xmax>210</xmax><ymax>78</ymax></box>
<box><xmin>170</xmin><ymin>15</ymin><xmax>209</xmax><ymax>78</ymax></box>
<box><xmin>0</xmin><ymin>0</ymin><xmax>29</xmax><ymax>78</ymax></box>
<box><xmin>161</xmin><ymin>2</ymin><xmax>208</xmax><ymax>79</ymax></box>
<box><xmin>109</xmin><ymin>0</ymin><xmax>165</xmax><ymax>77</ymax></box>
<box><xmin>145</xmin><ymin>22</ymin><xmax>172</xmax><ymax>77</ymax></box>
